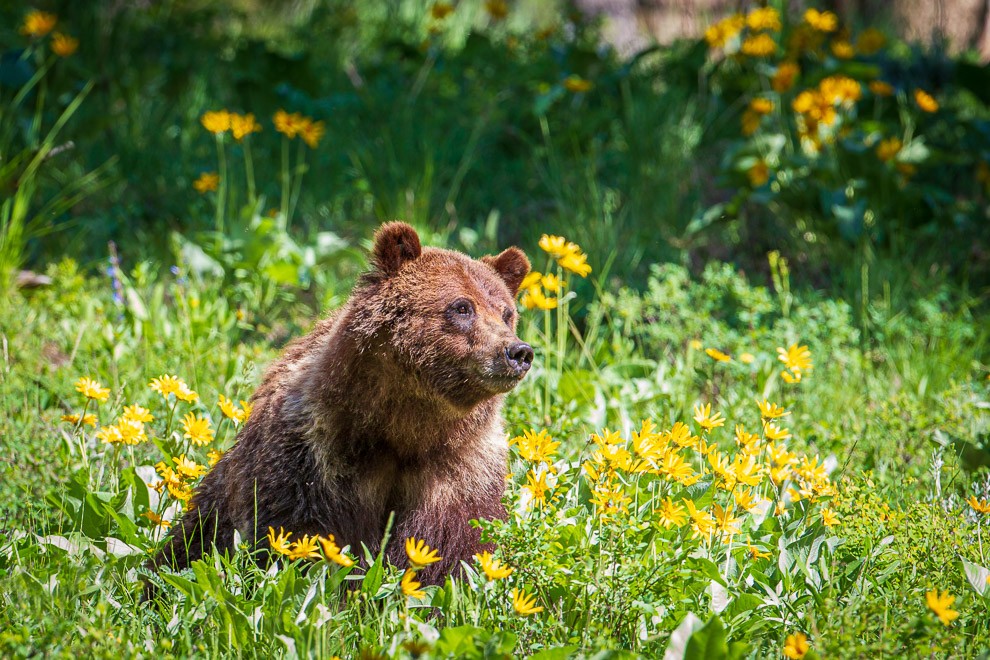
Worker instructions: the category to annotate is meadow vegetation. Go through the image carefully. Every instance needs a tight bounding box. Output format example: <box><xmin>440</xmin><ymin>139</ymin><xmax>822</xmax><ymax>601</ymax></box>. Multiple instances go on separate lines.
<box><xmin>2</xmin><ymin>1</ymin><xmax>990</xmax><ymax>657</ymax></box>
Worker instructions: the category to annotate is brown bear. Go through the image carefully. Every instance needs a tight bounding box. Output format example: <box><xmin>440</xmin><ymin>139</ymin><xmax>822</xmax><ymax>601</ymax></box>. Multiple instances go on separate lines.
<box><xmin>152</xmin><ymin>222</ymin><xmax>532</xmax><ymax>584</ymax></box>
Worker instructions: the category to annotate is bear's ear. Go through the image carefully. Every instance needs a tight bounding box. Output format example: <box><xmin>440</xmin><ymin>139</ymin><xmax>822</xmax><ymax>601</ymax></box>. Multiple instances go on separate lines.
<box><xmin>371</xmin><ymin>222</ymin><xmax>422</xmax><ymax>276</ymax></box>
<box><xmin>482</xmin><ymin>247</ymin><xmax>531</xmax><ymax>294</ymax></box>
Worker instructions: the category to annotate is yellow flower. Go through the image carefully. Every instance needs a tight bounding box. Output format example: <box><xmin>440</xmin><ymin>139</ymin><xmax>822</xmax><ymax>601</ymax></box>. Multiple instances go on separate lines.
<box><xmin>967</xmin><ymin>496</ymin><xmax>990</xmax><ymax>514</ymax></box>
<box><xmin>76</xmin><ymin>377</ymin><xmax>111</xmax><ymax>402</ymax></box>
<box><xmin>273</xmin><ymin>110</ymin><xmax>305</xmax><ymax>138</ymax></box>
<box><xmin>819</xmin><ymin>75</ymin><xmax>862</xmax><ymax>106</ymax></box>
<box><xmin>121</xmin><ymin>404</ymin><xmax>153</xmax><ymax>423</ymax></box>
<box><xmin>484</xmin><ymin>0</ymin><xmax>508</xmax><ymax>20</ymax></box>
<box><xmin>763</xmin><ymin>421</ymin><xmax>791</xmax><ymax>441</ymax></box>
<box><xmin>267</xmin><ymin>526</ymin><xmax>293</xmax><ymax>556</ymax></box>
<box><xmin>557</xmin><ymin>249</ymin><xmax>592</xmax><ymax>278</ymax></box>
<box><xmin>655</xmin><ymin>497</ymin><xmax>687</xmax><ymax>529</ymax></box>
<box><xmin>431</xmin><ymin>2</ymin><xmax>455</xmax><ymax>20</ymax></box>
<box><xmin>51</xmin><ymin>32</ymin><xmax>78</xmax><ymax>57</ymax></box>
<box><xmin>318</xmin><ymin>535</ymin><xmax>355</xmax><ymax>567</ymax></box>
<box><xmin>299</xmin><ymin>118</ymin><xmax>326</xmax><ymax>149</ymax></box>
<box><xmin>511</xmin><ymin>588</ymin><xmax>544</xmax><ymax>615</ymax></box>
<box><xmin>781</xmin><ymin>369</ymin><xmax>802</xmax><ymax>384</ymax></box>
<box><xmin>401</xmin><ymin>569</ymin><xmax>426</xmax><ymax>598</ymax></box>
<box><xmin>200</xmin><ymin>110</ymin><xmax>231</xmax><ymax>135</ymax></box>
<box><xmin>474</xmin><ymin>551</ymin><xmax>513</xmax><ymax>580</ymax></box>
<box><xmin>777</xmin><ymin>343</ymin><xmax>813</xmax><ymax>374</ymax></box>
<box><xmin>95</xmin><ymin>425</ymin><xmax>123</xmax><ymax>445</ymax></box>
<box><xmin>523</xmin><ymin>469</ymin><xmax>551</xmax><ymax>508</ymax></box>
<box><xmin>712</xmin><ymin>502</ymin><xmax>741</xmax><ymax>537</ymax></box>
<box><xmin>520</xmin><ymin>284</ymin><xmax>558</xmax><ymax>310</ymax></box>
<box><xmin>856</xmin><ymin>27</ymin><xmax>886</xmax><ymax>55</ymax></box>
<box><xmin>705</xmin><ymin>348</ymin><xmax>731</xmax><ymax>362</ymax></box>
<box><xmin>181</xmin><ymin>412</ymin><xmax>214</xmax><ymax>446</ymax></box>
<box><xmin>914</xmin><ymin>89</ymin><xmax>939</xmax><ymax>113</ymax></box>
<box><xmin>62</xmin><ymin>413</ymin><xmax>97</xmax><ymax>427</ymax></box>
<box><xmin>693</xmin><ymin>403</ymin><xmax>725</xmax><ymax>431</ymax></box>
<box><xmin>804</xmin><ymin>8</ymin><xmax>838</xmax><ymax>32</ymax></box>
<box><xmin>511</xmin><ymin>429</ymin><xmax>559</xmax><ymax>464</ymax></box>
<box><xmin>735</xmin><ymin>426</ymin><xmax>761</xmax><ymax>453</ymax></box>
<box><xmin>745</xmin><ymin>7</ymin><xmax>781</xmax><ymax>32</ymax></box>
<box><xmin>745</xmin><ymin>540</ymin><xmax>771</xmax><ymax>559</ymax></box>
<box><xmin>821</xmin><ymin>508</ymin><xmax>840</xmax><ymax>527</ymax></box>
<box><xmin>240</xmin><ymin>400</ymin><xmax>253</xmax><ymax>420</ymax></box>
<box><xmin>193</xmin><ymin>172</ymin><xmax>219</xmax><ymax>193</ymax></box>
<box><xmin>287</xmin><ymin>534</ymin><xmax>322</xmax><ymax>560</ymax></box>
<box><xmin>174</xmin><ymin>454</ymin><xmax>207</xmax><ymax>479</ymax></box>
<box><xmin>750</xmin><ymin>98</ymin><xmax>774</xmax><ymax>115</ymax></box>
<box><xmin>520</xmin><ymin>271</ymin><xmax>542</xmax><ymax>291</ymax></box>
<box><xmin>876</xmin><ymin>137</ymin><xmax>902</xmax><ymax>162</ymax></box>
<box><xmin>540</xmin><ymin>272</ymin><xmax>564</xmax><ymax>293</ymax></box>
<box><xmin>21</xmin><ymin>11</ymin><xmax>57</xmax><ymax>38</ymax></box>
<box><xmin>685</xmin><ymin>500</ymin><xmax>716</xmax><ymax>540</ymax></box>
<box><xmin>230</xmin><ymin>113</ymin><xmax>261</xmax><ymax>141</ymax></box>
<box><xmin>563</xmin><ymin>75</ymin><xmax>593</xmax><ymax>93</ymax></box>
<box><xmin>218</xmin><ymin>394</ymin><xmax>246</xmax><ymax>425</ymax></box>
<box><xmin>925</xmin><ymin>589</ymin><xmax>960</xmax><ymax>626</ymax></box>
<box><xmin>405</xmin><ymin>537</ymin><xmax>441</xmax><ymax>569</ymax></box>
<box><xmin>538</xmin><ymin>234</ymin><xmax>572</xmax><ymax>258</ymax></box>
<box><xmin>116</xmin><ymin>417</ymin><xmax>147</xmax><ymax>445</ymax></box>
<box><xmin>174</xmin><ymin>383</ymin><xmax>199</xmax><ymax>403</ymax></box>
<box><xmin>207</xmin><ymin>449</ymin><xmax>224</xmax><ymax>466</ymax></box>
<box><xmin>741</xmin><ymin>33</ymin><xmax>777</xmax><ymax>57</ymax></box>
<box><xmin>783</xmin><ymin>631</ymin><xmax>810</xmax><ymax>658</ymax></box>
<box><xmin>704</xmin><ymin>14</ymin><xmax>744</xmax><ymax>49</ymax></box>
<box><xmin>756</xmin><ymin>399</ymin><xmax>789</xmax><ymax>420</ymax></box>
<box><xmin>747</xmin><ymin>161</ymin><xmax>770</xmax><ymax>187</ymax></box>
<box><xmin>688</xmin><ymin>339</ymin><xmax>703</xmax><ymax>351</ymax></box>
<box><xmin>140</xmin><ymin>510</ymin><xmax>171</xmax><ymax>529</ymax></box>
<box><xmin>149</xmin><ymin>374</ymin><xmax>181</xmax><ymax>398</ymax></box>
<box><xmin>772</xmin><ymin>62</ymin><xmax>800</xmax><ymax>92</ymax></box>
<box><xmin>734</xmin><ymin>489</ymin><xmax>760</xmax><ymax>513</ymax></box>
<box><xmin>869</xmin><ymin>80</ymin><xmax>894</xmax><ymax>97</ymax></box>
<box><xmin>830</xmin><ymin>39</ymin><xmax>854</xmax><ymax>59</ymax></box>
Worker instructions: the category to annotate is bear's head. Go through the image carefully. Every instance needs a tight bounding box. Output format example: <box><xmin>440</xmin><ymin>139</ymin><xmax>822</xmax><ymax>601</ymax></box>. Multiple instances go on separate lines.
<box><xmin>357</xmin><ymin>222</ymin><xmax>533</xmax><ymax>411</ymax></box>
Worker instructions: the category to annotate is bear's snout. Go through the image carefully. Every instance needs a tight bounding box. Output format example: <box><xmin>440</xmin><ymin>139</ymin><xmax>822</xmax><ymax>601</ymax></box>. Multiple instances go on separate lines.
<box><xmin>505</xmin><ymin>342</ymin><xmax>534</xmax><ymax>375</ymax></box>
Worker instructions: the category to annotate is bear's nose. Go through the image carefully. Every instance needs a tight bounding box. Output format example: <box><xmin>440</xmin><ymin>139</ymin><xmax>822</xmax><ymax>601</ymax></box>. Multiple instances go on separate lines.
<box><xmin>506</xmin><ymin>342</ymin><xmax>534</xmax><ymax>372</ymax></box>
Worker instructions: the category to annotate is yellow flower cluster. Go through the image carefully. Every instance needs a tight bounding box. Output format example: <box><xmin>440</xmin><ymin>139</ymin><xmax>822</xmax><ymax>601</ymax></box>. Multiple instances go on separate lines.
<box><xmin>519</xmin><ymin>271</ymin><xmax>563</xmax><ymax>310</ymax></box>
<box><xmin>75</xmin><ymin>377</ymin><xmax>111</xmax><ymax>402</ymax></box>
<box><xmin>150</xmin><ymin>374</ymin><xmax>199</xmax><ymax>403</ymax></box>
<box><xmin>537</xmin><ymin>234</ymin><xmax>592</xmax><ymax>277</ymax></box>
<box><xmin>193</xmin><ymin>172</ymin><xmax>219</xmax><ymax>193</ymax></box>
<box><xmin>516</xmin><ymin>395</ymin><xmax>837</xmax><ymax>540</ymax></box>
<box><xmin>273</xmin><ymin>110</ymin><xmax>326</xmax><ymax>148</ymax></box>
<box><xmin>200</xmin><ymin>110</ymin><xmax>263</xmax><ymax>141</ymax></box>
<box><xmin>267</xmin><ymin>527</ymin><xmax>355</xmax><ymax>567</ymax></box>
<box><xmin>96</xmin><ymin>404</ymin><xmax>153</xmax><ymax>446</ymax></box>
<box><xmin>21</xmin><ymin>10</ymin><xmax>57</xmax><ymax>38</ymax></box>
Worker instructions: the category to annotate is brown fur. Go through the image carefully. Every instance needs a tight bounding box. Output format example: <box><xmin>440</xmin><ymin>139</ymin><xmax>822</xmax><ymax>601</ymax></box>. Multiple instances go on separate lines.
<box><xmin>152</xmin><ymin>222</ymin><xmax>532</xmax><ymax>584</ymax></box>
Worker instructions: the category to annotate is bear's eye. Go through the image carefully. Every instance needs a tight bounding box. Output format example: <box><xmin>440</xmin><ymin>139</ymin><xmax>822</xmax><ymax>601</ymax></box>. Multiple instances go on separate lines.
<box><xmin>450</xmin><ymin>299</ymin><xmax>474</xmax><ymax>317</ymax></box>
<box><xmin>502</xmin><ymin>308</ymin><xmax>513</xmax><ymax>325</ymax></box>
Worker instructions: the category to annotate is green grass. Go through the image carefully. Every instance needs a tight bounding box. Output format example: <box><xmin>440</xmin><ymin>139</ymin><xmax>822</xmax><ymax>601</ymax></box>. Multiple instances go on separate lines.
<box><xmin>0</xmin><ymin>246</ymin><xmax>988</xmax><ymax>658</ymax></box>
<box><xmin>3</xmin><ymin>2</ymin><xmax>990</xmax><ymax>657</ymax></box>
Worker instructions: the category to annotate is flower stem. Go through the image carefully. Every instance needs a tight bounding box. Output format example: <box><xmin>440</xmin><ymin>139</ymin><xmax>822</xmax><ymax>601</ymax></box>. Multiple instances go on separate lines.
<box><xmin>214</xmin><ymin>134</ymin><xmax>227</xmax><ymax>254</ymax></box>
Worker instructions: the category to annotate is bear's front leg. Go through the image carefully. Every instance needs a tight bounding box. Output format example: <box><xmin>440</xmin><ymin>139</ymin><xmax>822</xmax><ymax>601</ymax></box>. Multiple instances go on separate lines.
<box><xmin>387</xmin><ymin>487</ymin><xmax>505</xmax><ymax>584</ymax></box>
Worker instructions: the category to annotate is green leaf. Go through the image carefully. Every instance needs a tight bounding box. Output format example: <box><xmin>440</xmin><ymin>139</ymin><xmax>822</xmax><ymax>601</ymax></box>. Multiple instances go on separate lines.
<box><xmin>962</xmin><ymin>559</ymin><xmax>990</xmax><ymax>597</ymax></box>
<box><xmin>683</xmin><ymin>616</ymin><xmax>728</xmax><ymax>660</ymax></box>
<box><xmin>528</xmin><ymin>645</ymin><xmax>579</xmax><ymax>660</ymax></box>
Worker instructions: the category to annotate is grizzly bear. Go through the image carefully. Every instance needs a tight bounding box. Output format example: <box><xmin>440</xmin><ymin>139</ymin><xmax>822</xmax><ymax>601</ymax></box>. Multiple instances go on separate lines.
<box><xmin>152</xmin><ymin>222</ymin><xmax>532</xmax><ymax>584</ymax></box>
